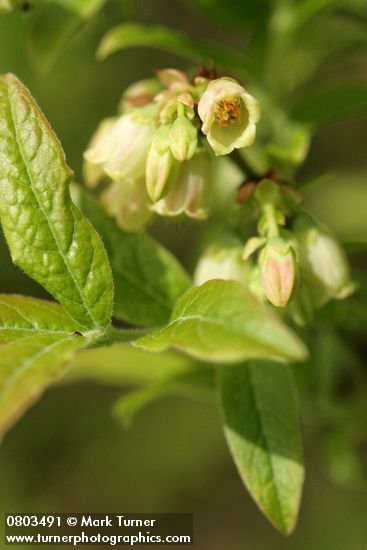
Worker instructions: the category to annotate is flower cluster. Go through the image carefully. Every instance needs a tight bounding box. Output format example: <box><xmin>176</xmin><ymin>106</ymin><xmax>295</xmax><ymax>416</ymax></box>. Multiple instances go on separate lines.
<box><xmin>195</xmin><ymin>178</ymin><xmax>354</xmax><ymax>322</ymax></box>
<box><xmin>240</xmin><ymin>179</ymin><xmax>354</xmax><ymax>319</ymax></box>
<box><xmin>84</xmin><ymin>69</ymin><xmax>260</xmax><ymax>231</ymax></box>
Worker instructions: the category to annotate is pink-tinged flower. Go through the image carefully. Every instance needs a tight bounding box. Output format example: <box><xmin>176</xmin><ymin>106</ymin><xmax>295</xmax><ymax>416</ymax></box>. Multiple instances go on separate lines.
<box><xmin>260</xmin><ymin>238</ymin><xmax>298</xmax><ymax>308</ymax></box>
<box><xmin>84</xmin><ymin>112</ymin><xmax>155</xmax><ymax>184</ymax></box>
<box><xmin>83</xmin><ymin>117</ymin><xmax>116</xmax><ymax>187</ymax></box>
<box><xmin>119</xmin><ymin>78</ymin><xmax>162</xmax><ymax>112</ymax></box>
<box><xmin>198</xmin><ymin>77</ymin><xmax>260</xmax><ymax>156</ymax></box>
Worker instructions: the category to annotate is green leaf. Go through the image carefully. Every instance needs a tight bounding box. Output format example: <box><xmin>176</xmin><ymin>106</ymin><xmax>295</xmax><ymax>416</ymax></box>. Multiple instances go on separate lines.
<box><xmin>28</xmin><ymin>5</ymin><xmax>83</xmax><ymax>74</ymax></box>
<box><xmin>293</xmin><ymin>85</ymin><xmax>367</xmax><ymax>127</ymax></box>
<box><xmin>28</xmin><ymin>1</ymin><xmax>106</xmax><ymax>73</ymax></box>
<box><xmin>187</xmin><ymin>0</ymin><xmax>270</xmax><ymax>27</ymax></box>
<box><xmin>220</xmin><ymin>361</ymin><xmax>304</xmax><ymax>534</ymax></box>
<box><xmin>135</xmin><ymin>280</ymin><xmax>308</xmax><ymax>364</ymax></box>
<box><xmin>97</xmin><ymin>23</ymin><xmax>247</xmax><ymax>69</ymax></box>
<box><xmin>0</xmin><ymin>74</ymin><xmax>113</xmax><ymax>330</ymax></box>
<box><xmin>81</xmin><ymin>192</ymin><xmax>191</xmax><ymax>327</ymax></box>
<box><xmin>50</xmin><ymin>0</ymin><xmax>106</xmax><ymax>18</ymax></box>
<box><xmin>295</xmin><ymin>0</ymin><xmax>340</xmax><ymax>27</ymax></box>
<box><xmin>0</xmin><ymin>294</ymin><xmax>91</xmax><ymax>438</ymax></box>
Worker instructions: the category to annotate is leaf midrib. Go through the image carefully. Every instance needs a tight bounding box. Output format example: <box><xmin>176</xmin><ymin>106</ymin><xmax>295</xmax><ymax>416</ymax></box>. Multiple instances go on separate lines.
<box><xmin>247</xmin><ymin>364</ymin><xmax>287</xmax><ymax>533</ymax></box>
<box><xmin>165</xmin><ymin>314</ymin><xmax>292</xmax><ymax>358</ymax></box>
<box><xmin>0</xmin><ymin>327</ymin><xmax>82</xmax><ymax>337</ymax></box>
<box><xmin>6</xmin><ymin>83</ymin><xmax>97</xmax><ymax>330</ymax></box>
<box><xmin>0</xmin><ymin>335</ymin><xmax>75</xmax><ymax>408</ymax></box>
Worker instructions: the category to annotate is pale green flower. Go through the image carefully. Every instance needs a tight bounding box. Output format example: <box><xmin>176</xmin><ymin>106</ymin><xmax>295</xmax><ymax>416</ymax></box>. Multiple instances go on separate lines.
<box><xmin>145</xmin><ymin>125</ymin><xmax>180</xmax><ymax>202</ymax></box>
<box><xmin>194</xmin><ymin>237</ymin><xmax>252</xmax><ymax>286</ymax></box>
<box><xmin>84</xmin><ymin>112</ymin><xmax>154</xmax><ymax>184</ymax></box>
<box><xmin>169</xmin><ymin>116</ymin><xmax>198</xmax><ymax>162</ymax></box>
<box><xmin>151</xmin><ymin>149</ymin><xmax>211</xmax><ymax>219</ymax></box>
<box><xmin>296</xmin><ymin>222</ymin><xmax>355</xmax><ymax>306</ymax></box>
<box><xmin>83</xmin><ymin>117</ymin><xmax>116</xmax><ymax>187</ymax></box>
<box><xmin>101</xmin><ymin>179</ymin><xmax>152</xmax><ymax>233</ymax></box>
<box><xmin>198</xmin><ymin>77</ymin><xmax>260</xmax><ymax>156</ymax></box>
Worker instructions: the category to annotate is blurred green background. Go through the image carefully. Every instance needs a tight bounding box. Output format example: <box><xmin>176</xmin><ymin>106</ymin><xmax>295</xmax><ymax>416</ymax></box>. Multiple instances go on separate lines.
<box><xmin>0</xmin><ymin>1</ymin><xmax>367</xmax><ymax>548</ymax></box>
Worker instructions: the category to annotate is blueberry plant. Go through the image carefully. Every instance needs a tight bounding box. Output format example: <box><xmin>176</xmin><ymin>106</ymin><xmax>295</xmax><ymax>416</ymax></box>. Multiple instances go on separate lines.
<box><xmin>0</xmin><ymin>0</ymin><xmax>367</xmax><ymax>535</ymax></box>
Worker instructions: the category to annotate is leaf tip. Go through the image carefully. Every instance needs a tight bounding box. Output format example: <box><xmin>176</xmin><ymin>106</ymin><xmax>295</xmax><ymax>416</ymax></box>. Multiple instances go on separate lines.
<box><xmin>96</xmin><ymin>35</ymin><xmax>111</xmax><ymax>61</ymax></box>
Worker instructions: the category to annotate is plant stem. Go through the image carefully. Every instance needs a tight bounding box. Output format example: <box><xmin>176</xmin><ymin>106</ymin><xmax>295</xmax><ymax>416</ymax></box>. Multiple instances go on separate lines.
<box><xmin>263</xmin><ymin>203</ymin><xmax>280</xmax><ymax>238</ymax></box>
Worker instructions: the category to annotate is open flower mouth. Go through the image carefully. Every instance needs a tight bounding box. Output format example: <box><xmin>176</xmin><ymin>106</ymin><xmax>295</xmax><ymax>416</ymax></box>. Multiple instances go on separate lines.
<box><xmin>215</xmin><ymin>97</ymin><xmax>241</xmax><ymax>127</ymax></box>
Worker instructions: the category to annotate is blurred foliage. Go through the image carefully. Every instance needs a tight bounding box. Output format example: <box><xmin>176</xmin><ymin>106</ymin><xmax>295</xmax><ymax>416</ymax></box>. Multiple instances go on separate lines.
<box><xmin>0</xmin><ymin>0</ymin><xmax>366</xmax><ymax>546</ymax></box>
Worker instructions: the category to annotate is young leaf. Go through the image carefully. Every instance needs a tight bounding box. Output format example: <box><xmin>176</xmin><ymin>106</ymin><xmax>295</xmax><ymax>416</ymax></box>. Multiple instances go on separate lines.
<box><xmin>220</xmin><ymin>361</ymin><xmax>304</xmax><ymax>535</ymax></box>
<box><xmin>97</xmin><ymin>23</ymin><xmax>247</xmax><ymax>69</ymax></box>
<box><xmin>0</xmin><ymin>74</ymin><xmax>113</xmax><ymax>330</ymax></box>
<box><xmin>0</xmin><ymin>294</ymin><xmax>91</xmax><ymax>438</ymax></box>
<box><xmin>28</xmin><ymin>1</ymin><xmax>106</xmax><ymax>73</ymax></box>
<box><xmin>51</xmin><ymin>0</ymin><xmax>106</xmax><ymax>18</ymax></box>
<box><xmin>135</xmin><ymin>280</ymin><xmax>308</xmax><ymax>364</ymax></box>
<box><xmin>81</xmin><ymin>192</ymin><xmax>191</xmax><ymax>327</ymax></box>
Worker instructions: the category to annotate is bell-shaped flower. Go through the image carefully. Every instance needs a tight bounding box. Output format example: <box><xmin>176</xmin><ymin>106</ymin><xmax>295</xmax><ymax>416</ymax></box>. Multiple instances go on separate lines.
<box><xmin>260</xmin><ymin>238</ymin><xmax>298</xmax><ymax>308</ymax></box>
<box><xmin>198</xmin><ymin>77</ymin><xmax>260</xmax><ymax>156</ymax></box>
<box><xmin>101</xmin><ymin>179</ymin><xmax>152</xmax><ymax>233</ymax></box>
<box><xmin>83</xmin><ymin>117</ymin><xmax>116</xmax><ymax>188</ymax></box>
<box><xmin>194</xmin><ymin>236</ymin><xmax>252</xmax><ymax>286</ymax></box>
<box><xmin>145</xmin><ymin>125</ymin><xmax>180</xmax><ymax>202</ymax></box>
<box><xmin>84</xmin><ymin>112</ymin><xmax>155</xmax><ymax>185</ymax></box>
<box><xmin>296</xmin><ymin>220</ymin><xmax>355</xmax><ymax>306</ymax></box>
<box><xmin>151</xmin><ymin>149</ymin><xmax>211</xmax><ymax>219</ymax></box>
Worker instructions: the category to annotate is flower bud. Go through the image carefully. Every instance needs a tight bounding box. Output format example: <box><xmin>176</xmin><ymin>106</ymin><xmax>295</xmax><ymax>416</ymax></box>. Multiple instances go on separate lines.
<box><xmin>156</xmin><ymin>68</ymin><xmax>188</xmax><ymax>89</ymax></box>
<box><xmin>296</xmin><ymin>221</ymin><xmax>355</xmax><ymax>306</ymax></box>
<box><xmin>151</xmin><ymin>149</ymin><xmax>211</xmax><ymax>219</ymax></box>
<box><xmin>119</xmin><ymin>78</ymin><xmax>162</xmax><ymax>112</ymax></box>
<box><xmin>198</xmin><ymin>77</ymin><xmax>260</xmax><ymax>156</ymax></box>
<box><xmin>260</xmin><ymin>238</ymin><xmax>298</xmax><ymax>308</ymax></box>
<box><xmin>101</xmin><ymin>179</ymin><xmax>152</xmax><ymax>233</ymax></box>
<box><xmin>145</xmin><ymin>125</ymin><xmax>180</xmax><ymax>202</ymax></box>
<box><xmin>169</xmin><ymin>116</ymin><xmax>198</xmax><ymax>161</ymax></box>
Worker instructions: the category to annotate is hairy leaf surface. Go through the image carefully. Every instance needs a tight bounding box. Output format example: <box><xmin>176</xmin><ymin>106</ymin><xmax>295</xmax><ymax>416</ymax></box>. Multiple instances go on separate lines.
<box><xmin>0</xmin><ymin>295</ymin><xmax>90</xmax><ymax>438</ymax></box>
<box><xmin>0</xmin><ymin>74</ymin><xmax>113</xmax><ymax>329</ymax></box>
<box><xmin>135</xmin><ymin>280</ymin><xmax>308</xmax><ymax>363</ymax></box>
